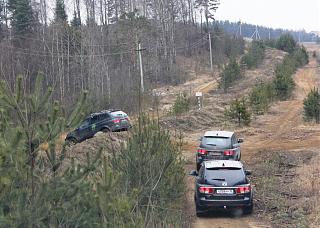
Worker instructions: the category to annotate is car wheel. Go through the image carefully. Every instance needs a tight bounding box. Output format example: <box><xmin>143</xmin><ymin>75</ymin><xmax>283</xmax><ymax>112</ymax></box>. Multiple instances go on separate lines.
<box><xmin>196</xmin><ymin>163</ymin><xmax>201</xmax><ymax>171</ymax></box>
<box><xmin>66</xmin><ymin>138</ymin><xmax>78</xmax><ymax>146</ymax></box>
<box><xmin>101</xmin><ymin>128</ymin><xmax>110</xmax><ymax>132</ymax></box>
<box><xmin>244</xmin><ymin>204</ymin><xmax>253</xmax><ymax>214</ymax></box>
<box><xmin>238</xmin><ymin>153</ymin><xmax>241</xmax><ymax>161</ymax></box>
<box><xmin>196</xmin><ymin>203</ymin><xmax>205</xmax><ymax>217</ymax></box>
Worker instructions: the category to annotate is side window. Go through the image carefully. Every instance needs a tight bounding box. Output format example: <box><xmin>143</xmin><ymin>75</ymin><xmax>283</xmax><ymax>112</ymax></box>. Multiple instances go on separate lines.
<box><xmin>103</xmin><ymin>113</ymin><xmax>111</xmax><ymax>120</ymax></box>
<box><xmin>79</xmin><ymin>120</ymin><xmax>90</xmax><ymax>129</ymax></box>
<box><xmin>91</xmin><ymin>115</ymin><xmax>99</xmax><ymax>123</ymax></box>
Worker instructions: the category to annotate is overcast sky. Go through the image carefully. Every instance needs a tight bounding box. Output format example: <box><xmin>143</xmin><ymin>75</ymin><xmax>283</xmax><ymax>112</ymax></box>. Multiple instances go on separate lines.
<box><xmin>215</xmin><ymin>0</ymin><xmax>320</xmax><ymax>32</ymax></box>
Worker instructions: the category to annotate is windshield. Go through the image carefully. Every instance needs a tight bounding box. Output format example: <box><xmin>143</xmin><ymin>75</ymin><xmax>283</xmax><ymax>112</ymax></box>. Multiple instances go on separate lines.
<box><xmin>203</xmin><ymin>136</ymin><xmax>231</xmax><ymax>147</ymax></box>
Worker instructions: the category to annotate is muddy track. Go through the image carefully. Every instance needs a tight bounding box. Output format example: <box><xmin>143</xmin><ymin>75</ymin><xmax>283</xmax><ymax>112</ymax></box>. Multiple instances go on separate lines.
<box><xmin>188</xmin><ymin>44</ymin><xmax>320</xmax><ymax>227</ymax></box>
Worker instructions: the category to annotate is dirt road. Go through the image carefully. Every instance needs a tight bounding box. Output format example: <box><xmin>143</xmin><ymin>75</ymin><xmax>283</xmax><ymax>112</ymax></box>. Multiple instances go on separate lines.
<box><xmin>188</xmin><ymin>44</ymin><xmax>320</xmax><ymax>227</ymax></box>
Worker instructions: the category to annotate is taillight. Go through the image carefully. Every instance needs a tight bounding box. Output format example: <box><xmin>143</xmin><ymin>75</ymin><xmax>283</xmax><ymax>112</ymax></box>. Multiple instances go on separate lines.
<box><xmin>199</xmin><ymin>186</ymin><xmax>214</xmax><ymax>194</ymax></box>
<box><xmin>236</xmin><ymin>185</ymin><xmax>251</xmax><ymax>194</ymax></box>
<box><xmin>224</xmin><ymin>150</ymin><xmax>235</xmax><ymax>156</ymax></box>
<box><xmin>197</xmin><ymin>149</ymin><xmax>208</xmax><ymax>155</ymax></box>
<box><xmin>113</xmin><ymin>119</ymin><xmax>121</xmax><ymax>124</ymax></box>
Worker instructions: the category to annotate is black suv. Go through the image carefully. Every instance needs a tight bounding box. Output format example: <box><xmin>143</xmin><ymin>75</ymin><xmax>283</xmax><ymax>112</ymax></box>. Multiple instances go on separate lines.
<box><xmin>65</xmin><ymin>110</ymin><xmax>131</xmax><ymax>144</ymax></box>
<box><xmin>196</xmin><ymin>131</ymin><xmax>243</xmax><ymax>170</ymax></box>
<box><xmin>190</xmin><ymin>160</ymin><xmax>253</xmax><ymax>217</ymax></box>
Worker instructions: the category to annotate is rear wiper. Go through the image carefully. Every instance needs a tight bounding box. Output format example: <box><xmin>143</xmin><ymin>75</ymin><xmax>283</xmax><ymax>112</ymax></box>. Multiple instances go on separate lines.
<box><xmin>206</xmin><ymin>143</ymin><xmax>217</xmax><ymax>146</ymax></box>
<box><xmin>212</xmin><ymin>178</ymin><xmax>225</xmax><ymax>181</ymax></box>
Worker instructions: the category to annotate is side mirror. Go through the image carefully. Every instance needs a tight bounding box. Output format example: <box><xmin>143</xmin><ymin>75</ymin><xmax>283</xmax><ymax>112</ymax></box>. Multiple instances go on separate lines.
<box><xmin>238</xmin><ymin>138</ymin><xmax>244</xmax><ymax>143</ymax></box>
<box><xmin>189</xmin><ymin>170</ymin><xmax>198</xmax><ymax>176</ymax></box>
<box><xmin>198</xmin><ymin>136</ymin><xmax>203</xmax><ymax>141</ymax></box>
<box><xmin>245</xmin><ymin>170</ymin><xmax>252</xmax><ymax>176</ymax></box>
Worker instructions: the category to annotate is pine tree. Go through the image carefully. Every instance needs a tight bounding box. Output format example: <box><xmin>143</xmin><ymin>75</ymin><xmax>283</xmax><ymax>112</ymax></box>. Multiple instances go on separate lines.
<box><xmin>303</xmin><ymin>88</ymin><xmax>320</xmax><ymax>123</ymax></box>
<box><xmin>7</xmin><ymin>0</ymin><xmax>35</xmax><ymax>35</ymax></box>
<box><xmin>54</xmin><ymin>0</ymin><xmax>67</xmax><ymax>23</ymax></box>
<box><xmin>220</xmin><ymin>58</ymin><xmax>242</xmax><ymax>92</ymax></box>
<box><xmin>225</xmin><ymin>98</ymin><xmax>251</xmax><ymax>126</ymax></box>
<box><xmin>276</xmin><ymin>33</ymin><xmax>297</xmax><ymax>53</ymax></box>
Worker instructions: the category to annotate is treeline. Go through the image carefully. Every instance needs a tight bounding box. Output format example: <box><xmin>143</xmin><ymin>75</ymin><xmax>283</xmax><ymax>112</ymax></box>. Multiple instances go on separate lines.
<box><xmin>0</xmin><ymin>0</ymin><xmax>246</xmax><ymax>114</ymax></box>
<box><xmin>0</xmin><ymin>75</ymin><xmax>187</xmax><ymax>227</ymax></box>
<box><xmin>214</xmin><ymin>20</ymin><xmax>318</xmax><ymax>42</ymax></box>
<box><xmin>225</xmin><ymin>34</ymin><xmax>309</xmax><ymax>125</ymax></box>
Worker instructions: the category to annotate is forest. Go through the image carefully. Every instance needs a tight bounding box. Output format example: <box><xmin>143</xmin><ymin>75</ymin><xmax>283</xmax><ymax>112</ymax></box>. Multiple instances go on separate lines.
<box><xmin>0</xmin><ymin>0</ymin><xmax>247</xmax><ymax>114</ymax></box>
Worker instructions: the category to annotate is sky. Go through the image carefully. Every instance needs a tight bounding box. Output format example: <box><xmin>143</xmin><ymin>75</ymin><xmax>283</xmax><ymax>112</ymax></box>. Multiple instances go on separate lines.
<box><xmin>215</xmin><ymin>0</ymin><xmax>320</xmax><ymax>32</ymax></box>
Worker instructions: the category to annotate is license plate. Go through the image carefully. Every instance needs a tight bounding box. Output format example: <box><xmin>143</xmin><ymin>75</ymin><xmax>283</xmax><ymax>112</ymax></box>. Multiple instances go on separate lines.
<box><xmin>216</xmin><ymin>189</ymin><xmax>234</xmax><ymax>194</ymax></box>
<box><xmin>210</xmin><ymin>152</ymin><xmax>221</xmax><ymax>156</ymax></box>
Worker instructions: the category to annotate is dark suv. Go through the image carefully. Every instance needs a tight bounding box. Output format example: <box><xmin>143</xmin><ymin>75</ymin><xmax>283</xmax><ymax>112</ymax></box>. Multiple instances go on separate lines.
<box><xmin>196</xmin><ymin>131</ymin><xmax>243</xmax><ymax>170</ymax></box>
<box><xmin>65</xmin><ymin>110</ymin><xmax>131</xmax><ymax>144</ymax></box>
<box><xmin>190</xmin><ymin>160</ymin><xmax>253</xmax><ymax>217</ymax></box>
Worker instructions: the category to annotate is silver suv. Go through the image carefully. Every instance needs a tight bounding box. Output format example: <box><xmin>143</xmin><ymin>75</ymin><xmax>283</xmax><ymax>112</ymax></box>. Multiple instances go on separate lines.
<box><xmin>196</xmin><ymin>131</ymin><xmax>243</xmax><ymax>170</ymax></box>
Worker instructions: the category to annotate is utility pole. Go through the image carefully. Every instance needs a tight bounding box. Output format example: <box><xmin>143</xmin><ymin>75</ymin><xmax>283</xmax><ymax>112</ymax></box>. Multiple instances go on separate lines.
<box><xmin>137</xmin><ymin>42</ymin><xmax>145</xmax><ymax>93</ymax></box>
<box><xmin>251</xmin><ymin>25</ymin><xmax>261</xmax><ymax>40</ymax></box>
<box><xmin>209</xmin><ymin>33</ymin><xmax>213</xmax><ymax>72</ymax></box>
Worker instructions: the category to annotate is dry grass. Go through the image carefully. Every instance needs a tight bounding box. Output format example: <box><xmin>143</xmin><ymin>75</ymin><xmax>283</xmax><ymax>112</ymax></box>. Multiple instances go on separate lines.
<box><xmin>296</xmin><ymin>153</ymin><xmax>320</xmax><ymax>227</ymax></box>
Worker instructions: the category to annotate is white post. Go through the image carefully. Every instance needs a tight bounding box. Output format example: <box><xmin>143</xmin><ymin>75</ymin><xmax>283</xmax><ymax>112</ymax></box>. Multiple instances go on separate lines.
<box><xmin>209</xmin><ymin>33</ymin><xmax>213</xmax><ymax>72</ymax></box>
<box><xmin>138</xmin><ymin>42</ymin><xmax>144</xmax><ymax>93</ymax></box>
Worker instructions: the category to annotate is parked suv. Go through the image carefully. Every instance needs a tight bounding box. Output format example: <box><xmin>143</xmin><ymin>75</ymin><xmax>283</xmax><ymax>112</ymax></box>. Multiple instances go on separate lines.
<box><xmin>196</xmin><ymin>131</ymin><xmax>243</xmax><ymax>170</ymax></box>
<box><xmin>190</xmin><ymin>160</ymin><xmax>253</xmax><ymax>217</ymax></box>
<box><xmin>65</xmin><ymin>110</ymin><xmax>131</xmax><ymax>144</ymax></box>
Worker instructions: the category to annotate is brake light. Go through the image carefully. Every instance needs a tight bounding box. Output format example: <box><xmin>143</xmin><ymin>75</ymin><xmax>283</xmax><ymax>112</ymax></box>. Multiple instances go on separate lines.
<box><xmin>113</xmin><ymin>119</ymin><xmax>121</xmax><ymax>124</ymax></box>
<box><xmin>199</xmin><ymin>186</ymin><xmax>214</xmax><ymax>194</ymax></box>
<box><xmin>236</xmin><ymin>185</ymin><xmax>251</xmax><ymax>194</ymax></box>
<box><xmin>197</xmin><ymin>149</ymin><xmax>208</xmax><ymax>155</ymax></box>
<box><xmin>224</xmin><ymin>150</ymin><xmax>235</xmax><ymax>156</ymax></box>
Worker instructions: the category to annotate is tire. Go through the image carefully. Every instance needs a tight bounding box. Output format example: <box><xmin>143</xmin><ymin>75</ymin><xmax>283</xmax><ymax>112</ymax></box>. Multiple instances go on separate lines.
<box><xmin>244</xmin><ymin>204</ymin><xmax>253</xmax><ymax>215</ymax></box>
<box><xmin>196</xmin><ymin>162</ymin><xmax>201</xmax><ymax>171</ymax></box>
<box><xmin>196</xmin><ymin>203</ymin><xmax>205</xmax><ymax>217</ymax></box>
<box><xmin>101</xmin><ymin>127</ymin><xmax>110</xmax><ymax>133</ymax></box>
<box><xmin>66</xmin><ymin>137</ymin><xmax>78</xmax><ymax>146</ymax></box>
<box><xmin>238</xmin><ymin>152</ymin><xmax>241</xmax><ymax>161</ymax></box>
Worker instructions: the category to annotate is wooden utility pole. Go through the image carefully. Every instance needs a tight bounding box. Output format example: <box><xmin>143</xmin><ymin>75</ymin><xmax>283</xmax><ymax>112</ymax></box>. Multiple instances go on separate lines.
<box><xmin>209</xmin><ymin>33</ymin><xmax>213</xmax><ymax>72</ymax></box>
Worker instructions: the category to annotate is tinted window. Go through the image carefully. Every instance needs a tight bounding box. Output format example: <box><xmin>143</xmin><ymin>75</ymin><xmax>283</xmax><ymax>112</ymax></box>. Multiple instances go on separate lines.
<box><xmin>79</xmin><ymin>120</ymin><xmax>90</xmax><ymax>129</ymax></box>
<box><xmin>205</xmin><ymin>168</ymin><xmax>244</xmax><ymax>181</ymax></box>
<box><xmin>203</xmin><ymin>136</ymin><xmax>231</xmax><ymax>147</ymax></box>
<box><xmin>91</xmin><ymin>115</ymin><xmax>100</xmax><ymax>122</ymax></box>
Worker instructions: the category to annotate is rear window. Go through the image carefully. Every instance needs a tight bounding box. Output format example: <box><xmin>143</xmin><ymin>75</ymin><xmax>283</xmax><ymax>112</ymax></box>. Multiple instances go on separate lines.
<box><xmin>203</xmin><ymin>136</ymin><xmax>231</xmax><ymax>147</ymax></box>
<box><xmin>111</xmin><ymin>111</ymin><xmax>128</xmax><ymax>118</ymax></box>
<box><xmin>205</xmin><ymin>168</ymin><xmax>244</xmax><ymax>180</ymax></box>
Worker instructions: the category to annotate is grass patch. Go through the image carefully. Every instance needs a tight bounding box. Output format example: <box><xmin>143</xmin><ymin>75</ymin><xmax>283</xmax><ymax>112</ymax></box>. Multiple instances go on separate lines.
<box><xmin>252</xmin><ymin>151</ymin><xmax>316</xmax><ymax>227</ymax></box>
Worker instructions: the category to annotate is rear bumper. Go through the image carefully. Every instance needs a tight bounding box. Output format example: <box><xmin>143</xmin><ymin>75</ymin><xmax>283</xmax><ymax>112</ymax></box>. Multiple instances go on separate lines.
<box><xmin>197</xmin><ymin>197</ymin><xmax>252</xmax><ymax>210</ymax></box>
<box><xmin>197</xmin><ymin>155</ymin><xmax>236</xmax><ymax>164</ymax></box>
